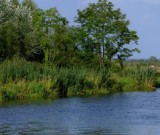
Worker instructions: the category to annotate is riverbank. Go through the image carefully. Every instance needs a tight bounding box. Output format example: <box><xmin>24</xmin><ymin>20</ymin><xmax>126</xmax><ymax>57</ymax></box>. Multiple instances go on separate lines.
<box><xmin>0</xmin><ymin>59</ymin><xmax>159</xmax><ymax>102</ymax></box>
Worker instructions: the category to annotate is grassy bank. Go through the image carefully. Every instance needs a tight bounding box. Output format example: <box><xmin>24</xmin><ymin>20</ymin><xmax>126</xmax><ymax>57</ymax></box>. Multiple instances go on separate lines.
<box><xmin>0</xmin><ymin>59</ymin><xmax>158</xmax><ymax>102</ymax></box>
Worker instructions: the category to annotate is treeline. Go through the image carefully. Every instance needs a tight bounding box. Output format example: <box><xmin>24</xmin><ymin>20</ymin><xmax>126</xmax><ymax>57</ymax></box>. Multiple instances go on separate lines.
<box><xmin>125</xmin><ymin>56</ymin><xmax>160</xmax><ymax>67</ymax></box>
<box><xmin>0</xmin><ymin>0</ymin><xmax>139</xmax><ymax>69</ymax></box>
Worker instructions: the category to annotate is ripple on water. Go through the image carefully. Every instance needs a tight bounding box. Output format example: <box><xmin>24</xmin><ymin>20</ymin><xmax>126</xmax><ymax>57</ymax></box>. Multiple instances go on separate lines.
<box><xmin>1</xmin><ymin>90</ymin><xmax>160</xmax><ymax>135</ymax></box>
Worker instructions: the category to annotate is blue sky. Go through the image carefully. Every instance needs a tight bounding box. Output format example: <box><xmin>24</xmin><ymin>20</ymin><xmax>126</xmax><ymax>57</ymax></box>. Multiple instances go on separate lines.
<box><xmin>33</xmin><ymin>0</ymin><xmax>160</xmax><ymax>59</ymax></box>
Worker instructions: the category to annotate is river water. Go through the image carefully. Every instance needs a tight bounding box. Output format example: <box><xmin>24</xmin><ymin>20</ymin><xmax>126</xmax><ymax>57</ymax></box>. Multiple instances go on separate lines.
<box><xmin>1</xmin><ymin>90</ymin><xmax>160</xmax><ymax>135</ymax></box>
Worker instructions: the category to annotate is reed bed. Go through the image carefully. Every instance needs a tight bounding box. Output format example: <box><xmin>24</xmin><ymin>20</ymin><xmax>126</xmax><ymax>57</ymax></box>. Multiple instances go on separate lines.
<box><xmin>119</xmin><ymin>66</ymin><xmax>157</xmax><ymax>91</ymax></box>
<box><xmin>0</xmin><ymin>59</ymin><xmax>158</xmax><ymax>102</ymax></box>
<box><xmin>0</xmin><ymin>59</ymin><xmax>112</xmax><ymax>101</ymax></box>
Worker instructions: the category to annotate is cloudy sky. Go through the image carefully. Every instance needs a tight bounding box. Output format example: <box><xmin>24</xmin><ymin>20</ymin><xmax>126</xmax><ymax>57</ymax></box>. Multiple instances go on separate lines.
<box><xmin>33</xmin><ymin>0</ymin><xmax>160</xmax><ymax>59</ymax></box>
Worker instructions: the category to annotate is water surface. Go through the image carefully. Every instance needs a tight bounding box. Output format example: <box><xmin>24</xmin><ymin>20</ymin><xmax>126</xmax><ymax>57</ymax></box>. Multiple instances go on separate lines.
<box><xmin>1</xmin><ymin>90</ymin><xmax>160</xmax><ymax>135</ymax></box>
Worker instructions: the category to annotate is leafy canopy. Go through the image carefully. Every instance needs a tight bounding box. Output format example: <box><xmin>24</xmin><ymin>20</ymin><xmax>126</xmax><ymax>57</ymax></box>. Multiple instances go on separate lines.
<box><xmin>75</xmin><ymin>0</ymin><xmax>139</xmax><ymax>68</ymax></box>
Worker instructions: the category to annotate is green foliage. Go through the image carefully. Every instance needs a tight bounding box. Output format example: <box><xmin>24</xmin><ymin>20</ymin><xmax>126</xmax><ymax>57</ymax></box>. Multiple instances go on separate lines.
<box><xmin>0</xmin><ymin>81</ymin><xmax>58</xmax><ymax>101</ymax></box>
<box><xmin>75</xmin><ymin>0</ymin><xmax>139</xmax><ymax>68</ymax></box>
<box><xmin>120</xmin><ymin>66</ymin><xmax>157</xmax><ymax>91</ymax></box>
<box><xmin>0</xmin><ymin>0</ymin><xmax>38</xmax><ymax>60</ymax></box>
<box><xmin>0</xmin><ymin>58</ymin><xmax>159</xmax><ymax>102</ymax></box>
<box><xmin>0</xmin><ymin>0</ymin><xmax>139</xmax><ymax>67</ymax></box>
<box><xmin>155</xmin><ymin>74</ymin><xmax>160</xmax><ymax>87</ymax></box>
<box><xmin>0</xmin><ymin>58</ymin><xmax>46</xmax><ymax>83</ymax></box>
<box><xmin>0</xmin><ymin>59</ymin><xmax>120</xmax><ymax>101</ymax></box>
<box><xmin>22</xmin><ymin>0</ymin><xmax>37</xmax><ymax>10</ymax></box>
<box><xmin>0</xmin><ymin>21</ymin><xmax>18</xmax><ymax>59</ymax></box>
<box><xmin>2</xmin><ymin>0</ymin><xmax>155</xmax><ymax>103</ymax></box>
<box><xmin>148</xmin><ymin>56</ymin><xmax>158</xmax><ymax>63</ymax></box>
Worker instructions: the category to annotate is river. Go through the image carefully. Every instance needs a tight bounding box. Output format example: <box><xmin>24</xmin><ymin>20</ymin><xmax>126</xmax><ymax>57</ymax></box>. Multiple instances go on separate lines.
<box><xmin>1</xmin><ymin>89</ymin><xmax>160</xmax><ymax>135</ymax></box>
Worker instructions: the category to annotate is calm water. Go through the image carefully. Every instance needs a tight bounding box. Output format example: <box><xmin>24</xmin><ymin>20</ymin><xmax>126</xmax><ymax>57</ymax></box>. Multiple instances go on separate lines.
<box><xmin>1</xmin><ymin>90</ymin><xmax>160</xmax><ymax>135</ymax></box>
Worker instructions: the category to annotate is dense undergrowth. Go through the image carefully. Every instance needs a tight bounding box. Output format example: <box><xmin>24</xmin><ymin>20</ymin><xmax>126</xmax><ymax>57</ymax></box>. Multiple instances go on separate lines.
<box><xmin>0</xmin><ymin>59</ymin><xmax>159</xmax><ymax>102</ymax></box>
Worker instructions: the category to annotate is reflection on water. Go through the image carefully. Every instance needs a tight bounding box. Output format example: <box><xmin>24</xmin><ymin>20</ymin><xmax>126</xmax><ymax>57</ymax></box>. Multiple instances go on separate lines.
<box><xmin>1</xmin><ymin>90</ymin><xmax>160</xmax><ymax>135</ymax></box>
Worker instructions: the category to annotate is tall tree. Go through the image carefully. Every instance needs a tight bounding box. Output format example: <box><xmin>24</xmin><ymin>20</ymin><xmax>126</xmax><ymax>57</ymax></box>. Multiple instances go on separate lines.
<box><xmin>51</xmin><ymin>25</ymin><xmax>81</xmax><ymax>67</ymax></box>
<box><xmin>20</xmin><ymin>0</ymin><xmax>45</xmax><ymax>62</ymax></box>
<box><xmin>15</xmin><ymin>2</ymin><xmax>35</xmax><ymax>57</ymax></box>
<box><xmin>0</xmin><ymin>0</ymin><xmax>18</xmax><ymax>60</ymax></box>
<box><xmin>0</xmin><ymin>0</ymin><xmax>37</xmax><ymax>60</ymax></box>
<box><xmin>75</xmin><ymin>0</ymin><xmax>139</xmax><ymax>69</ymax></box>
<box><xmin>33</xmin><ymin>7</ymin><xmax>70</xmax><ymax>65</ymax></box>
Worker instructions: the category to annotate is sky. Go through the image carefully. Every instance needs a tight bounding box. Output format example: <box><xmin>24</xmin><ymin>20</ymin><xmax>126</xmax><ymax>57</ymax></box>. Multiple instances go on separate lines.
<box><xmin>33</xmin><ymin>0</ymin><xmax>160</xmax><ymax>59</ymax></box>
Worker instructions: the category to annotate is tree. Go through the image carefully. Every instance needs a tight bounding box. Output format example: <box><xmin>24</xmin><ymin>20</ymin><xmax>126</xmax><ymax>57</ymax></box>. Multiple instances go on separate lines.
<box><xmin>75</xmin><ymin>0</ymin><xmax>139</xmax><ymax>69</ymax></box>
<box><xmin>0</xmin><ymin>22</ymin><xmax>18</xmax><ymax>60</ymax></box>
<box><xmin>148</xmin><ymin>56</ymin><xmax>158</xmax><ymax>63</ymax></box>
<box><xmin>0</xmin><ymin>0</ymin><xmax>18</xmax><ymax>60</ymax></box>
<box><xmin>0</xmin><ymin>0</ymin><xmax>39</xmax><ymax>61</ymax></box>
<box><xmin>22</xmin><ymin>0</ymin><xmax>37</xmax><ymax>10</ymax></box>
<box><xmin>15</xmin><ymin>1</ymin><xmax>36</xmax><ymax>58</ymax></box>
<box><xmin>12</xmin><ymin>0</ymin><xmax>19</xmax><ymax>6</ymax></box>
<box><xmin>33</xmin><ymin>7</ymin><xmax>71</xmax><ymax>66</ymax></box>
<box><xmin>20</xmin><ymin>0</ymin><xmax>45</xmax><ymax>62</ymax></box>
<box><xmin>51</xmin><ymin>25</ymin><xmax>81</xmax><ymax>67</ymax></box>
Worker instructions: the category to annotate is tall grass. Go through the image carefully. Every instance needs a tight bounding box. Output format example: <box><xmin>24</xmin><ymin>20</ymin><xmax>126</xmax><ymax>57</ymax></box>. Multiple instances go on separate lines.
<box><xmin>0</xmin><ymin>59</ymin><xmax>158</xmax><ymax>102</ymax></box>
<box><xmin>119</xmin><ymin>66</ymin><xmax>157</xmax><ymax>91</ymax></box>
<box><xmin>0</xmin><ymin>58</ymin><xmax>54</xmax><ymax>83</ymax></box>
<box><xmin>0</xmin><ymin>59</ymin><xmax>112</xmax><ymax>101</ymax></box>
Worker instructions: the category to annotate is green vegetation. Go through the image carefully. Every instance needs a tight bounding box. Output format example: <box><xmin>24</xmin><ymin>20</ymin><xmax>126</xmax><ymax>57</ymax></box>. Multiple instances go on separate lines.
<box><xmin>0</xmin><ymin>0</ymin><xmax>139</xmax><ymax>67</ymax></box>
<box><xmin>0</xmin><ymin>59</ymin><xmax>111</xmax><ymax>100</ymax></box>
<box><xmin>0</xmin><ymin>59</ymin><xmax>158</xmax><ymax>102</ymax></box>
<box><xmin>0</xmin><ymin>0</ymin><xmax>159</xmax><ymax>102</ymax></box>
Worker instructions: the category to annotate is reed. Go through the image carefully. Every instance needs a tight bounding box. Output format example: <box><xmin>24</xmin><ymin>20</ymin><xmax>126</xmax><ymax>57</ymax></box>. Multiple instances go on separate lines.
<box><xmin>0</xmin><ymin>59</ymin><xmax>113</xmax><ymax>101</ymax></box>
<box><xmin>0</xmin><ymin>58</ymin><xmax>52</xmax><ymax>83</ymax></box>
<box><xmin>120</xmin><ymin>66</ymin><xmax>157</xmax><ymax>91</ymax></box>
<box><xmin>0</xmin><ymin>59</ymin><xmax>158</xmax><ymax>102</ymax></box>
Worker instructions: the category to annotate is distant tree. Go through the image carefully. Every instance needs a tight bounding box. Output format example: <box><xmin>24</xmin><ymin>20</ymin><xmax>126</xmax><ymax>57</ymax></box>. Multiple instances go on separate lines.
<box><xmin>75</xmin><ymin>0</ymin><xmax>139</xmax><ymax>69</ymax></box>
<box><xmin>148</xmin><ymin>56</ymin><xmax>158</xmax><ymax>63</ymax></box>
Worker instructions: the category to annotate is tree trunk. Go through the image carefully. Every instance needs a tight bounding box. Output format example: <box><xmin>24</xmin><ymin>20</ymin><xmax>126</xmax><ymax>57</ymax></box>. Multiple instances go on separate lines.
<box><xmin>118</xmin><ymin>55</ymin><xmax>124</xmax><ymax>70</ymax></box>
